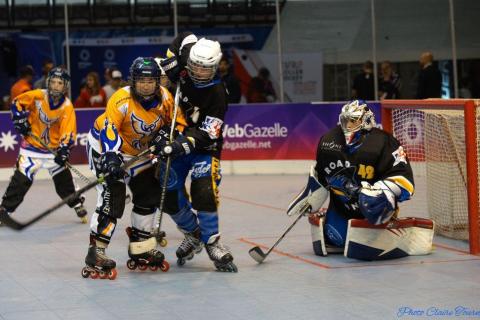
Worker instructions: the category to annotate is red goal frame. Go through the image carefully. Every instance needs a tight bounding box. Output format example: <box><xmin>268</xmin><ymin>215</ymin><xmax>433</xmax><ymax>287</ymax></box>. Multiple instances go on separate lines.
<box><xmin>381</xmin><ymin>99</ymin><xmax>479</xmax><ymax>254</ymax></box>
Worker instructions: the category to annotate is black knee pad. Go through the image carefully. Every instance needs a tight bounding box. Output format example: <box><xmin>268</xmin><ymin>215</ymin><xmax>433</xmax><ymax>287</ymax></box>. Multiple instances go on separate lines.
<box><xmin>163</xmin><ymin>187</ymin><xmax>188</xmax><ymax>215</ymax></box>
<box><xmin>52</xmin><ymin>169</ymin><xmax>81</xmax><ymax>207</ymax></box>
<box><xmin>1</xmin><ymin>170</ymin><xmax>33</xmax><ymax>212</ymax></box>
<box><xmin>129</xmin><ymin>167</ymin><xmax>161</xmax><ymax>210</ymax></box>
<box><xmin>97</xmin><ymin>181</ymin><xmax>126</xmax><ymax>219</ymax></box>
<box><xmin>191</xmin><ymin>177</ymin><xmax>218</xmax><ymax>212</ymax></box>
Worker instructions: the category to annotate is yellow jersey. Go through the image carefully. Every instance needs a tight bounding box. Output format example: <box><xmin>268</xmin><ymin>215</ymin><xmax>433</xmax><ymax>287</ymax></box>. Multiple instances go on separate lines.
<box><xmin>93</xmin><ymin>86</ymin><xmax>186</xmax><ymax>156</ymax></box>
<box><xmin>12</xmin><ymin>89</ymin><xmax>76</xmax><ymax>150</ymax></box>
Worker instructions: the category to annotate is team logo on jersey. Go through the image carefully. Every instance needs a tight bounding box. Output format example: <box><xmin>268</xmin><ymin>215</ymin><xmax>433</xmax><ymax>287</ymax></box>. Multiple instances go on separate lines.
<box><xmin>131</xmin><ymin>113</ymin><xmax>161</xmax><ymax>149</ymax></box>
<box><xmin>200</xmin><ymin>116</ymin><xmax>223</xmax><ymax>139</ymax></box>
<box><xmin>38</xmin><ymin>106</ymin><xmax>59</xmax><ymax>145</ymax></box>
<box><xmin>392</xmin><ymin>146</ymin><xmax>407</xmax><ymax>166</ymax></box>
<box><xmin>321</xmin><ymin>141</ymin><xmax>343</xmax><ymax>151</ymax></box>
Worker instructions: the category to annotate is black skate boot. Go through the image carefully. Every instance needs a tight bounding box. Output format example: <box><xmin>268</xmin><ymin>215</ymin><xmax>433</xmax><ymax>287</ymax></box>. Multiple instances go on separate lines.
<box><xmin>176</xmin><ymin>228</ymin><xmax>203</xmax><ymax>266</ymax></box>
<box><xmin>0</xmin><ymin>206</ymin><xmax>7</xmax><ymax>227</ymax></box>
<box><xmin>82</xmin><ymin>243</ymin><xmax>117</xmax><ymax>280</ymax></box>
<box><xmin>125</xmin><ymin>227</ymin><xmax>170</xmax><ymax>272</ymax></box>
<box><xmin>205</xmin><ymin>234</ymin><xmax>238</xmax><ymax>272</ymax></box>
<box><xmin>74</xmin><ymin>196</ymin><xmax>88</xmax><ymax>224</ymax></box>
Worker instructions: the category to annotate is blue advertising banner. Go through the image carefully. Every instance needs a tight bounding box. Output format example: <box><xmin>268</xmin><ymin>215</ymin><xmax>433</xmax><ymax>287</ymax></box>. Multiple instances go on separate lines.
<box><xmin>0</xmin><ymin>102</ymin><xmax>381</xmax><ymax>167</ymax></box>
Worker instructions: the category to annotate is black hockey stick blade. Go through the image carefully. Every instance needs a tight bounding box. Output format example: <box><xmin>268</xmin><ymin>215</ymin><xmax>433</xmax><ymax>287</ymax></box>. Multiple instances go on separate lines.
<box><xmin>249</xmin><ymin>246</ymin><xmax>267</xmax><ymax>263</ymax></box>
<box><xmin>0</xmin><ymin>211</ymin><xmax>24</xmax><ymax>230</ymax></box>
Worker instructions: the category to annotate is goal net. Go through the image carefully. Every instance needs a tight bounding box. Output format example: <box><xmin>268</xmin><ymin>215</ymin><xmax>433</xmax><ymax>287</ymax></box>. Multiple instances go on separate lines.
<box><xmin>381</xmin><ymin>99</ymin><xmax>480</xmax><ymax>254</ymax></box>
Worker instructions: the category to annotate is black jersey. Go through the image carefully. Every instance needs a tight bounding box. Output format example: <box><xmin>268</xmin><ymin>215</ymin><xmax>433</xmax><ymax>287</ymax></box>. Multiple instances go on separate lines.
<box><xmin>314</xmin><ymin>126</ymin><xmax>414</xmax><ymax>219</ymax></box>
<box><xmin>168</xmin><ymin>32</ymin><xmax>228</xmax><ymax>158</ymax></box>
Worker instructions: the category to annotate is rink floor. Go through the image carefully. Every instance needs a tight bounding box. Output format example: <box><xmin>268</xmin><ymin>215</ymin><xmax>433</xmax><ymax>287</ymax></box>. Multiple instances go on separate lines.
<box><xmin>0</xmin><ymin>174</ymin><xmax>479</xmax><ymax>320</ymax></box>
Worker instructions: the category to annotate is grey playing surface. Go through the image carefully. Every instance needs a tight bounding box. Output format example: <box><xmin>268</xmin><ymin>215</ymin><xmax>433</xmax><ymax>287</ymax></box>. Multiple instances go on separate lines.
<box><xmin>0</xmin><ymin>175</ymin><xmax>479</xmax><ymax>320</ymax></box>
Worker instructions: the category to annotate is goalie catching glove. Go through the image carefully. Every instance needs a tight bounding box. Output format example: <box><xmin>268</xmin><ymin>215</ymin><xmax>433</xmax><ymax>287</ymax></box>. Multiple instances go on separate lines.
<box><xmin>358</xmin><ymin>181</ymin><xmax>397</xmax><ymax>225</ymax></box>
<box><xmin>287</xmin><ymin>166</ymin><xmax>329</xmax><ymax>216</ymax></box>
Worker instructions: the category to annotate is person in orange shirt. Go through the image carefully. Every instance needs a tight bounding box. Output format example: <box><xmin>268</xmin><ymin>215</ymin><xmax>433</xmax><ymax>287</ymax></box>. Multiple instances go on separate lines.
<box><xmin>0</xmin><ymin>67</ymin><xmax>88</xmax><ymax>225</ymax></box>
<box><xmin>74</xmin><ymin>72</ymin><xmax>107</xmax><ymax>108</ymax></box>
<box><xmin>10</xmin><ymin>65</ymin><xmax>34</xmax><ymax>101</ymax></box>
<box><xmin>81</xmin><ymin>57</ymin><xmax>187</xmax><ymax>279</ymax></box>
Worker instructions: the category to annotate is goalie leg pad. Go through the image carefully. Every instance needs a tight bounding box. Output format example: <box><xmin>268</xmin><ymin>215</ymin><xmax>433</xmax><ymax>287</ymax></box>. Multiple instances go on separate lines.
<box><xmin>344</xmin><ymin>217</ymin><xmax>434</xmax><ymax>261</ymax></box>
<box><xmin>308</xmin><ymin>213</ymin><xmax>327</xmax><ymax>256</ymax></box>
<box><xmin>324</xmin><ymin>207</ymin><xmax>349</xmax><ymax>247</ymax></box>
<box><xmin>287</xmin><ymin>165</ymin><xmax>328</xmax><ymax>216</ymax></box>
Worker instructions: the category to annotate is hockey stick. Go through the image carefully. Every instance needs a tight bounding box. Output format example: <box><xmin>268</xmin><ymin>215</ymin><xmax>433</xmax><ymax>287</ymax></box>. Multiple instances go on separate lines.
<box><xmin>0</xmin><ymin>147</ymin><xmax>154</xmax><ymax>231</ymax></box>
<box><xmin>29</xmin><ymin>134</ymin><xmax>132</xmax><ymax>203</ymax></box>
<box><xmin>29</xmin><ymin>134</ymin><xmax>93</xmax><ymax>185</ymax></box>
<box><xmin>249</xmin><ymin>203</ymin><xmax>310</xmax><ymax>263</ymax></box>
<box><xmin>152</xmin><ymin>85</ymin><xmax>181</xmax><ymax>245</ymax></box>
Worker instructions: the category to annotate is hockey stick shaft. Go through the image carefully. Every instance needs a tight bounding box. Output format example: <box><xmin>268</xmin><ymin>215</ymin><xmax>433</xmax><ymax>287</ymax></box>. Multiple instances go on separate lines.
<box><xmin>265</xmin><ymin>208</ymin><xmax>305</xmax><ymax>257</ymax></box>
<box><xmin>154</xmin><ymin>85</ymin><xmax>181</xmax><ymax>235</ymax></box>
<box><xmin>29</xmin><ymin>134</ymin><xmax>92</xmax><ymax>185</ymax></box>
<box><xmin>0</xmin><ymin>147</ymin><xmax>153</xmax><ymax>230</ymax></box>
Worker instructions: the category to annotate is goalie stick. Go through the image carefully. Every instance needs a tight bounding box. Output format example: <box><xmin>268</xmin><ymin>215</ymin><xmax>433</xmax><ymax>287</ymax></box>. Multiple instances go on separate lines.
<box><xmin>151</xmin><ymin>85</ymin><xmax>181</xmax><ymax>246</ymax></box>
<box><xmin>0</xmin><ymin>146</ymin><xmax>154</xmax><ymax>231</ymax></box>
<box><xmin>249</xmin><ymin>203</ymin><xmax>310</xmax><ymax>263</ymax></box>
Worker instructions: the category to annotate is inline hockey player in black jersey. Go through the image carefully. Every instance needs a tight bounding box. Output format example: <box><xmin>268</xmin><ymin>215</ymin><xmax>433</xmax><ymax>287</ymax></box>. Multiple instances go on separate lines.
<box><xmin>287</xmin><ymin>100</ymin><xmax>434</xmax><ymax>261</ymax></box>
<box><xmin>153</xmin><ymin>32</ymin><xmax>237</xmax><ymax>272</ymax></box>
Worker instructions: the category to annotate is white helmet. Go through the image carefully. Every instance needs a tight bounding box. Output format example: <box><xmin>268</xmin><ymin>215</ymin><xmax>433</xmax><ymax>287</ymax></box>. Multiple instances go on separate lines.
<box><xmin>339</xmin><ymin>100</ymin><xmax>376</xmax><ymax>144</ymax></box>
<box><xmin>187</xmin><ymin>38</ymin><xmax>222</xmax><ymax>86</ymax></box>
<box><xmin>154</xmin><ymin>57</ymin><xmax>167</xmax><ymax>76</ymax></box>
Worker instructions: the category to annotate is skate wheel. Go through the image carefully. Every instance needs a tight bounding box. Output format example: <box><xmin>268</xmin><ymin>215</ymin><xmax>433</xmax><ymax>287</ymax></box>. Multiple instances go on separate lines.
<box><xmin>177</xmin><ymin>258</ymin><xmax>186</xmax><ymax>266</ymax></box>
<box><xmin>149</xmin><ymin>265</ymin><xmax>159</xmax><ymax>271</ymax></box>
<box><xmin>108</xmin><ymin>269</ymin><xmax>117</xmax><ymax>280</ymax></box>
<box><xmin>90</xmin><ymin>271</ymin><xmax>99</xmax><ymax>279</ymax></box>
<box><xmin>138</xmin><ymin>264</ymin><xmax>148</xmax><ymax>271</ymax></box>
<box><xmin>160</xmin><ymin>260</ymin><xmax>170</xmax><ymax>272</ymax></box>
<box><xmin>81</xmin><ymin>268</ymin><xmax>90</xmax><ymax>278</ymax></box>
<box><xmin>159</xmin><ymin>238</ymin><xmax>168</xmax><ymax>247</ymax></box>
<box><xmin>125</xmin><ymin>227</ymin><xmax>132</xmax><ymax>238</ymax></box>
<box><xmin>80</xmin><ymin>216</ymin><xmax>88</xmax><ymax>224</ymax></box>
<box><xmin>126</xmin><ymin>259</ymin><xmax>137</xmax><ymax>270</ymax></box>
<box><xmin>99</xmin><ymin>270</ymin><xmax>109</xmax><ymax>279</ymax></box>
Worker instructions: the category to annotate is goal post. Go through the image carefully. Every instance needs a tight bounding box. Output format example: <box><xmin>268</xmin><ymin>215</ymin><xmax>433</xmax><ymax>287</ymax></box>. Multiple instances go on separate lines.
<box><xmin>381</xmin><ymin>99</ymin><xmax>480</xmax><ymax>255</ymax></box>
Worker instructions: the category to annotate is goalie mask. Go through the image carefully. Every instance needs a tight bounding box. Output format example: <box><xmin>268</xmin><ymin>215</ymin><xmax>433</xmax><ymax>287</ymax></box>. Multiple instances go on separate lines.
<box><xmin>47</xmin><ymin>67</ymin><xmax>70</xmax><ymax>99</ymax></box>
<box><xmin>129</xmin><ymin>57</ymin><xmax>161</xmax><ymax>103</ymax></box>
<box><xmin>187</xmin><ymin>38</ymin><xmax>222</xmax><ymax>87</ymax></box>
<box><xmin>339</xmin><ymin>100</ymin><xmax>376</xmax><ymax>146</ymax></box>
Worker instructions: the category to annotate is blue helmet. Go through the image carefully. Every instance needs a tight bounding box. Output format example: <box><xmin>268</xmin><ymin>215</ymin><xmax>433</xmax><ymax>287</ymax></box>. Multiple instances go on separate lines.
<box><xmin>129</xmin><ymin>57</ymin><xmax>161</xmax><ymax>102</ymax></box>
<box><xmin>47</xmin><ymin>67</ymin><xmax>70</xmax><ymax>98</ymax></box>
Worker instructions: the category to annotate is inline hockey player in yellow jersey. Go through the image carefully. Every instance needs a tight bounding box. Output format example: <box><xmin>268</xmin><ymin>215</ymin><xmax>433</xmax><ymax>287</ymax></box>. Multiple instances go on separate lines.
<box><xmin>0</xmin><ymin>67</ymin><xmax>87</xmax><ymax>224</ymax></box>
<box><xmin>82</xmin><ymin>57</ymin><xmax>187</xmax><ymax>280</ymax></box>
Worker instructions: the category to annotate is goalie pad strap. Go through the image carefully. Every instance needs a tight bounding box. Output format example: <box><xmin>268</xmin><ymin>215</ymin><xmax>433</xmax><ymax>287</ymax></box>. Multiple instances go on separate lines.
<box><xmin>344</xmin><ymin>218</ymin><xmax>434</xmax><ymax>261</ymax></box>
<box><xmin>129</xmin><ymin>237</ymin><xmax>157</xmax><ymax>255</ymax></box>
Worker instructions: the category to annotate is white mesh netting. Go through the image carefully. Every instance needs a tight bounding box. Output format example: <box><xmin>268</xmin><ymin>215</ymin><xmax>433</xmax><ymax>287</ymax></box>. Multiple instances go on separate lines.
<box><xmin>391</xmin><ymin>107</ymin><xmax>478</xmax><ymax>241</ymax></box>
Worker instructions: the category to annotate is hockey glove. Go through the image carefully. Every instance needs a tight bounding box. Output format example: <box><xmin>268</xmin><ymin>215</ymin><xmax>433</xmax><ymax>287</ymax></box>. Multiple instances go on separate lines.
<box><xmin>161</xmin><ymin>134</ymin><xmax>194</xmax><ymax>160</ymax></box>
<box><xmin>149</xmin><ymin>126</ymin><xmax>175</xmax><ymax>156</ymax></box>
<box><xmin>327</xmin><ymin>174</ymin><xmax>361</xmax><ymax>200</ymax></box>
<box><xmin>12</xmin><ymin>112</ymin><xmax>31</xmax><ymax>136</ymax></box>
<box><xmin>160</xmin><ymin>56</ymin><xmax>181</xmax><ymax>83</ymax></box>
<box><xmin>101</xmin><ymin>152</ymin><xmax>125</xmax><ymax>183</ymax></box>
<box><xmin>358</xmin><ymin>181</ymin><xmax>396</xmax><ymax>225</ymax></box>
<box><xmin>54</xmin><ymin>144</ymin><xmax>71</xmax><ymax>166</ymax></box>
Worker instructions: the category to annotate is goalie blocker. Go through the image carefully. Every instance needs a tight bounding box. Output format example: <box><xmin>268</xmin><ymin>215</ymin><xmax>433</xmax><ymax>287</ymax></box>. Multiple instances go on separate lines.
<box><xmin>309</xmin><ymin>215</ymin><xmax>434</xmax><ymax>260</ymax></box>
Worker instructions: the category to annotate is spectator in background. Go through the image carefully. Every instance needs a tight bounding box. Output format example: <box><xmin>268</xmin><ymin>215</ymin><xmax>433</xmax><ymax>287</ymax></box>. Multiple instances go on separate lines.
<box><xmin>218</xmin><ymin>56</ymin><xmax>241</xmax><ymax>104</ymax></box>
<box><xmin>352</xmin><ymin>61</ymin><xmax>374</xmax><ymax>100</ymax></box>
<box><xmin>33</xmin><ymin>59</ymin><xmax>54</xmax><ymax>89</ymax></box>
<box><xmin>458</xmin><ymin>78</ymin><xmax>472</xmax><ymax>98</ymax></box>
<box><xmin>378</xmin><ymin>61</ymin><xmax>401</xmax><ymax>99</ymax></box>
<box><xmin>74</xmin><ymin>71</ymin><xmax>106</xmax><ymax>108</ymax></box>
<box><xmin>247</xmin><ymin>67</ymin><xmax>276</xmax><ymax>103</ymax></box>
<box><xmin>416</xmin><ymin>51</ymin><xmax>442</xmax><ymax>99</ymax></box>
<box><xmin>103</xmin><ymin>69</ymin><xmax>124</xmax><ymax>101</ymax></box>
<box><xmin>10</xmin><ymin>65</ymin><xmax>34</xmax><ymax>102</ymax></box>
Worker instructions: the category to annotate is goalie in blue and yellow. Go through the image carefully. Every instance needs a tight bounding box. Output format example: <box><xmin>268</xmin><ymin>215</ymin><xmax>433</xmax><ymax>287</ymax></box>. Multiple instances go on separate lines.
<box><xmin>82</xmin><ymin>57</ymin><xmax>187</xmax><ymax>279</ymax></box>
<box><xmin>0</xmin><ymin>67</ymin><xmax>88</xmax><ymax>224</ymax></box>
